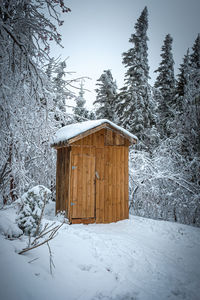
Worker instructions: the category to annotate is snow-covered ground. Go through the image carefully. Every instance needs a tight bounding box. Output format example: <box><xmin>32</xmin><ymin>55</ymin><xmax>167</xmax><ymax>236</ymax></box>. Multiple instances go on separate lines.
<box><xmin>0</xmin><ymin>202</ymin><xmax>200</xmax><ymax>300</ymax></box>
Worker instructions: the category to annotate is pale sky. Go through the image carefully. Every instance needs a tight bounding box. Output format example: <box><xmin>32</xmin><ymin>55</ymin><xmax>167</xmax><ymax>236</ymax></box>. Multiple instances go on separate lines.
<box><xmin>51</xmin><ymin>0</ymin><xmax>200</xmax><ymax>109</ymax></box>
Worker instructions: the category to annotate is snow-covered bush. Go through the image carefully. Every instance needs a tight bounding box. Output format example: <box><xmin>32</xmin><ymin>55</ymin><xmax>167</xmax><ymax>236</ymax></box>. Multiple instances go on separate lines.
<box><xmin>129</xmin><ymin>143</ymin><xmax>200</xmax><ymax>227</ymax></box>
<box><xmin>16</xmin><ymin>185</ymin><xmax>51</xmax><ymax>236</ymax></box>
<box><xmin>0</xmin><ymin>215</ymin><xmax>23</xmax><ymax>239</ymax></box>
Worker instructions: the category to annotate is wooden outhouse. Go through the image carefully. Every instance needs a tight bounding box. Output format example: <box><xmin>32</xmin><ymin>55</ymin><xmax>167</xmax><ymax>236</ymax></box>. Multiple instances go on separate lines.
<box><xmin>51</xmin><ymin>119</ymin><xmax>137</xmax><ymax>224</ymax></box>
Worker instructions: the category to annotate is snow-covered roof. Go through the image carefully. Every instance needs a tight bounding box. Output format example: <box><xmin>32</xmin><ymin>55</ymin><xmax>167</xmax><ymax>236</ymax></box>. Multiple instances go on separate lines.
<box><xmin>51</xmin><ymin>119</ymin><xmax>137</xmax><ymax>147</ymax></box>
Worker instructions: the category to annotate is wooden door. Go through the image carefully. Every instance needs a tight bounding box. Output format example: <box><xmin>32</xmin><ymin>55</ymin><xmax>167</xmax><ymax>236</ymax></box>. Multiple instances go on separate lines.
<box><xmin>70</xmin><ymin>154</ymin><xmax>95</xmax><ymax>219</ymax></box>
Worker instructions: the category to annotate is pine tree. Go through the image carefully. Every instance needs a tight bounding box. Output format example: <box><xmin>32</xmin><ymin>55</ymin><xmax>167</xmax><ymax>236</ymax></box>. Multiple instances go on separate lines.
<box><xmin>52</xmin><ymin>60</ymin><xmax>74</xmax><ymax>127</ymax></box>
<box><xmin>73</xmin><ymin>81</ymin><xmax>89</xmax><ymax>121</ymax></box>
<box><xmin>176</xmin><ymin>49</ymin><xmax>190</xmax><ymax>100</ymax></box>
<box><xmin>191</xmin><ymin>34</ymin><xmax>200</xmax><ymax>69</ymax></box>
<box><xmin>94</xmin><ymin>70</ymin><xmax>117</xmax><ymax>122</ymax></box>
<box><xmin>116</xmin><ymin>7</ymin><xmax>156</xmax><ymax>146</ymax></box>
<box><xmin>154</xmin><ymin>34</ymin><xmax>175</xmax><ymax>138</ymax></box>
<box><xmin>183</xmin><ymin>35</ymin><xmax>200</xmax><ymax>157</ymax></box>
<box><xmin>172</xmin><ymin>36</ymin><xmax>200</xmax><ymax>185</ymax></box>
<box><xmin>190</xmin><ymin>34</ymin><xmax>200</xmax><ymax>108</ymax></box>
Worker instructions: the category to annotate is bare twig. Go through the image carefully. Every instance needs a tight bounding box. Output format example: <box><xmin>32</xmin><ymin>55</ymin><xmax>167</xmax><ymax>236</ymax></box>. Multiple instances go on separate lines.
<box><xmin>47</xmin><ymin>241</ymin><xmax>55</xmax><ymax>275</ymax></box>
<box><xmin>28</xmin><ymin>257</ymin><xmax>39</xmax><ymax>264</ymax></box>
<box><xmin>31</xmin><ymin>222</ymin><xmax>57</xmax><ymax>245</ymax></box>
<box><xmin>18</xmin><ymin>221</ymin><xmax>64</xmax><ymax>255</ymax></box>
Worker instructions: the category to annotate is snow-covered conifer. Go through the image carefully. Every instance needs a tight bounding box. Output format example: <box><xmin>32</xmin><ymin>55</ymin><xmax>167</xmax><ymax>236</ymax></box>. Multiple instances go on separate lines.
<box><xmin>190</xmin><ymin>34</ymin><xmax>200</xmax><ymax>69</ymax></box>
<box><xmin>73</xmin><ymin>81</ymin><xmax>89</xmax><ymax>121</ymax></box>
<box><xmin>154</xmin><ymin>34</ymin><xmax>175</xmax><ymax>138</ymax></box>
<box><xmin>116</xmin><ymin>7</ymin><xmax>156</xmax><ymax>147</ymax></box>
<box><xmin>16</xmin><ymin>186</ymin><xmax>51</xmax><ymax>236</ymax></box>
<box><xmin>94</xmin><ymin>70</ymin><xmax>117</xmax><ymax>122</ymax></box>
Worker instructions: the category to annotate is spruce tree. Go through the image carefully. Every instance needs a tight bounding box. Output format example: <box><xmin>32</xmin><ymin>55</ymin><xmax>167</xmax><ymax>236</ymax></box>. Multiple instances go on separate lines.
<box><xmin>188</xmin><ymin>34</ymin><xmax>200</xmax><ymax>183</ymax></box>
<box><xmin>175</xmin><ymin>49</ymin><xmax>190</xmax><ymax>114</ymax></box>
<box><xmin>73</xmin><ymin>81</ymin><xmax>88</xmax><ymax>121</ymax></box>
<box><xmin>154</xmin><ymin>34</ymin><xmax>175</xmax><ymax>138</ymax></box>
<box><xmin>52</xmin><ymin>60</ymin><xmax>73</xmax><ymax>127</ymax></box>
<box><xmin>173</xmin><ymin>36</ymin><xmax>200</xmax><ymax>185</ymax></box>
<box><xmin>94</xmin><ymin>70</ymin><xmax>117</xmax><ymax>122</ymax></box>
<box><xmin>190</xmin><ymin>34</ymin><xmax>200</xmax><ymax>69</ymax></box>
<box><xmin>176</xmin><ymin>50</ymin><xmax>190</xmax><ymax>99</ymax></box>
<box><xmin>116</xmin><ymin>7</ymin><xmax>156</xmax><ymax>146</ymax></box>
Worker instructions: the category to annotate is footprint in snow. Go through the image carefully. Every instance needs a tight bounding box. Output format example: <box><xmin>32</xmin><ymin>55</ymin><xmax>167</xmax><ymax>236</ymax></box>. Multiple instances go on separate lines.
<box><xmin>78</xmin><ymin>264</ymin><xmax>97</xmax><ymax>272</ymax></box>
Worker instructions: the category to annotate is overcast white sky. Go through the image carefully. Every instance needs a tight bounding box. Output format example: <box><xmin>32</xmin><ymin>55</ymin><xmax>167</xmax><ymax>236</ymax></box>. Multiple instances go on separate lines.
<box><xmin>51</xmin><ymin>0</ymin><xmax>200</xmax><ymax>109</ymax></box>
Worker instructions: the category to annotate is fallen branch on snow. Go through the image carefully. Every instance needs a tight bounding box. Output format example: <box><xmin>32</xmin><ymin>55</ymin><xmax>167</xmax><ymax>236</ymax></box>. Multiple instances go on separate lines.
<box><xmin>18</xmin><ymin>220</ymin><xmax>65</xmax><ymax>255</ymax></box>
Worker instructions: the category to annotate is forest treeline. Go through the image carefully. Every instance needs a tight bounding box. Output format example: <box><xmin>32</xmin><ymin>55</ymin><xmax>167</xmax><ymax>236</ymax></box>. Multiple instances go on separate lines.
<box><xmin>0</xmin><ymin>2</ymin><xmax>199</xmax><ymax>226</ymax></box>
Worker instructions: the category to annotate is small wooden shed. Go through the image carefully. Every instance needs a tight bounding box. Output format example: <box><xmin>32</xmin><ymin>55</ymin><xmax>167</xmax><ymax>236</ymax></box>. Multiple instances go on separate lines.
<box><xmin>51</xmin><ymin>119</ymin><xmax>137</xmax><ymax>224</ymax></box>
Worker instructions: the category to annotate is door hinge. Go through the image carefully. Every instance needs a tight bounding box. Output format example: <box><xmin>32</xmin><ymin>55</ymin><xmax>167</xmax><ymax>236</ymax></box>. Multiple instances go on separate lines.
<box><xmin>95</xmin><ymin>171</ymin><xmax>100</xmax><ymax>179</ymax></box>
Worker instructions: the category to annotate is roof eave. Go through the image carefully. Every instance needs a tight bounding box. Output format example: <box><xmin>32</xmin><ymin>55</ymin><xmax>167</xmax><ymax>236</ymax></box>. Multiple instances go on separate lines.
<box><xmin>51</xmin><ymin>122</ymin><xmax>137</xmax><ymax>148</ymax></box>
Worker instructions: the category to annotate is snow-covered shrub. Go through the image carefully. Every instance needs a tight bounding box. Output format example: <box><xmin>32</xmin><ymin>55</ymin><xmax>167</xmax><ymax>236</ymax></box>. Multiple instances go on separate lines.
<box><xmin>0</xmin><ymin>215</ymin><xmax>23</xmax><ymax>239</ymax></box>
<box><xmin>129</xmin><ymin>143</ymin><xmax>200</xmax><ymax>227</ymax></box>
<box><xmin>16</xmin><ymin>185</ymin><xmax>51</xmax><ymax>236</ymax></box>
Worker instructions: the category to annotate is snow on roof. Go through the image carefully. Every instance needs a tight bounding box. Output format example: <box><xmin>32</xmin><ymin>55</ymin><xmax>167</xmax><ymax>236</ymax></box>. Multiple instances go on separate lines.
<box><xmin>51</xmin><ymin>119</ymin><xmax>137</xmax><ymax>146</ymax></box>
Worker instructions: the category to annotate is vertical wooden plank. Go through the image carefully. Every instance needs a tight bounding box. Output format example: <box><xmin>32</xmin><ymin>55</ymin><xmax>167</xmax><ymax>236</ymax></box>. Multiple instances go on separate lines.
<box><xmin>90</xmin><ymin>155</ymin><xmax>95</xmax><ymax>218</ymax></box>
<box><xmin>94</xmin><ymin>130</ymin><xmax>98</xmax><ymax>147</ymax></box>
<box><xmin>86</xmin><ymin>154</ymin><xmax>91</xmax><ymax>217</ymax></box>
<box><xmin>67</xmin><ymin>148</ymin><xmax>72</xmax><ymax>221</ymax></box>
<box><xmin>71</xmin><ymin>154</ymin><xmax>78</xmax><ymax>218</ymax></box>
<box><xmin>100</xmin><ymin>129</ymin><xmax>105</xmax><ymax>147</ymax></box>
<box><xmin>64</xmin><ymin>147</ymin><xmax>70</xmax><ymax>215</ymax></box>
<box><xmin>115</xmin><ymin>133</ymin><xmax>119</xmax><ymax>146</ymax></box>
<box><xmin>112</xmin><ymin>147</ymin><xmax>117</xmax><ymax>222</ymax></box>
<box><xmin>77</xmin><ymin>153</ymin><xmax>83</xmax><ymax>217</ymax></box>
<box><xmin>83</xmin><ymin>147</ymin><xmax>89</xmax><ymax>218</ymax></box>
<box><xmin>95</xmin><ymin>148</ymin><xmax>100</xmax><ymax>222</ymax></box>
<box><xmin>120</xmin><ymin>147</ymin><xmax>125</xmax><ymax>220</ymax></box>
<box><xmin>82</xmin><ymin>150</ymin><xmax>87</xmax><ymax>218</ymax></box>
<box><xmin>56</xmin><ymin>149</ymin><xmax>60</xmax><ymax>212</ymax></box>
<box><xmin>62</xmin><ymin>148</ymin><xmax>67</xmax><ymax>212</ymax></box>
<box><xmin>95</xmin><ymin>131</ymin><xmax>101</xmax><ymax>147</ymax></box>
<box><xmin>96</xmin><ymin>147</ymin><xmax>105</xmax><ymax>223</ymax></box>
<box><xmin>101</xmin><ymin>148</ymin><xmax>105</xmax><ymax>222</ymax></box>
<box><xmin>104</xmin><ymin>146</ymin><xmax>109</xmax><ymax>222</ymax></box>
<box><xmin>105</xmin><ymin>129</ymin><xmax>113</xmax><ymax>145</ymax></box>
<box><xmin>90</xmin><ymin>132</ymin><xmax>94</xmax><ymax>146</ymax></box>
<box><xmin>60</xmin><ymin>148</ymin><xmax>64</xmax><ymax>211</ymax></box>
<box><xmin>108</xmin><ymin>147</ymin><xmax>112</xmax><ymax>222</ymax></box>
<box><xmin>62</xmin><ymin>148</ymin><xmax>66</xmax><ymax>211</ymax></box>
<box><xmin>116</xmin><ymin>147</ymin><xmax>121</xmax><ymax>221</ymax></box>
<box><xmin>70</xmin><ymin>148</ymin><xmax>78</xmax><ymax>221</ymax></box>
<box><xmin>124</xmin><ymin>146</ymin><xmax>129</xmax><ymax>219</ymax></box>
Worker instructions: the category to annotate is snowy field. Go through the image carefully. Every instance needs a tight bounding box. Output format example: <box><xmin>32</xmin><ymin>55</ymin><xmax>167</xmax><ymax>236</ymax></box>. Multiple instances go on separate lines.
<box><xmin>0</xmin><ymin>202</ymin><xmax>200</xmax><ymax>300</ymax></box>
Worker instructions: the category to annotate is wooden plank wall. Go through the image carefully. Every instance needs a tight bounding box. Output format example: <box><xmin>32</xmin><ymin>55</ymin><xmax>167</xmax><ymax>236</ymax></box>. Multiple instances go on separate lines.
<box><xmin>95</xmin><ymin>145</ymin><xmax>129</xmax><ymax>223</ymax></box>
<box><xmin>68</xmin><ymin>128</ymin><xmax>129</xmax><ymax>223</ymax></box>
<box><xmin>69</xmin><ymin>151</ymin><xmax>95</xmax><ymax>219</ymax></box>
<box><xmin>56</xmin><ymin>147</ymin><xmax>70</xmax><ymax>214</ymax></box>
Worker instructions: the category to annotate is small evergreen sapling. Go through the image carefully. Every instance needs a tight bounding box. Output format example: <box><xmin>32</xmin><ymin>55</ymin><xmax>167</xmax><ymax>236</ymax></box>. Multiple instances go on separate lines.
<box><xmin>16</xmin><ymin>185</ymin><xmax>51</xmax><ymax>236</ymax></box>
<box><xmin>73</xmin><ymin>81</ymin><xmax>89</xmax><ymax>121</ymax></box>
